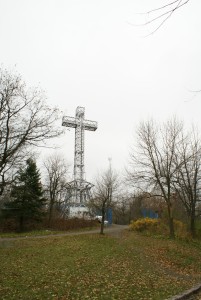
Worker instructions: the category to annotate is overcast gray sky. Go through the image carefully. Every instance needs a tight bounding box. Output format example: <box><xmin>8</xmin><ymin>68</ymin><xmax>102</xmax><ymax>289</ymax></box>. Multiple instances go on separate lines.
<box><xmin>0</xmin><ymin>0</ymin><xmax>201</xmax><ymax>182</ymax></box>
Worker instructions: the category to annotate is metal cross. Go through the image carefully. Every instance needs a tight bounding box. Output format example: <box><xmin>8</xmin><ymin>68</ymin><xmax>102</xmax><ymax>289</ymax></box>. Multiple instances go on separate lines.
<box><xmin>62</xmin><ymin>106</ymin><xmax>97</xmax><ymax>185</ymax></box>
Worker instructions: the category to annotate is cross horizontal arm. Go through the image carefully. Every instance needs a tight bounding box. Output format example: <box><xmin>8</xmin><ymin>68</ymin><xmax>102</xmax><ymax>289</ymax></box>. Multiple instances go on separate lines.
<box><xmin>62</xmin><ymin>116</ymin><xmax>77</xmax><ymax>128</ymax></box>
<box><xmin>62</xmin><ymin>116</ymin><xmax>97</xmax><ymax>131</ymax></box>
<box><xmin>83</xmin><ymin>119</ymin><xmax>97</xmax><ymax>131</ymax></box>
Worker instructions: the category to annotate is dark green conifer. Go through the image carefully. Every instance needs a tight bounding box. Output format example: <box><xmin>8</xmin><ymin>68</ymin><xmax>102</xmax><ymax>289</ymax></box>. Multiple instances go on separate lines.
<box><xmin>4</xmin><ymin>159</ymin><xmax>45</xmax><ymax>231</ymax></box>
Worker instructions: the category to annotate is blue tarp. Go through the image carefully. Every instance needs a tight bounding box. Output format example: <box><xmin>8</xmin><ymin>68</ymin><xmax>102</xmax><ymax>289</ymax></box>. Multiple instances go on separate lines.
<box><xmin>141</xmin><ymin>208</ymin><xmax>158</xmax><ymax>219</ymax></box>
<box><xmin>106</xmin><ymin>208</ymin><xmax>112</xmax><ymax>225</ymax></box>
<box><xmin>96</xmin><ymin>208</ymin><xmax>113</xmax><ymax>225</ymax></box>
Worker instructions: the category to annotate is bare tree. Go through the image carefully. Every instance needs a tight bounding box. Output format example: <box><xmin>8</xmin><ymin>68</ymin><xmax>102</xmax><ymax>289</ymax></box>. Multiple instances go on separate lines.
<box><xmin>128</xmin><ymin>118</ymin><xmax>183</xmax><ymax>238</ymax></box>
<box><xmin>173</xmin><ymin>129</ymin><xmax>201</xmax><ymax>237</ymax></box>
<box><xmin>43</xmin><ymin>153</ymin><xmax>70</xmax><ymax>224</ymax></box>
<box><xmin>0</xmin><ymin>68</ymin><xmax>63</xmax><ymax>195</ymax></box>
<box><xmin>112</xmin><ymin>195</ymin><xmax>130</xmax><ymax>225</ymax></box>
<box><xmin>91</xmin><ymin>163</ymin><xmax>119</xmax><ymax>234</ymax></box>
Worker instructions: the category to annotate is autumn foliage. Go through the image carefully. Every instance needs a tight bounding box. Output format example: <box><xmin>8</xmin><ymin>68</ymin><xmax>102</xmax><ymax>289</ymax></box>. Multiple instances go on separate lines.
<box><xmin>129</xmin><ymin>217</ymin><xmax>188</xmax><ymax>238</ymax></box>
<box><xmin>130</xmin><ymin>217</ymin><xmax>159</xmax><ymax>232</ymax></box>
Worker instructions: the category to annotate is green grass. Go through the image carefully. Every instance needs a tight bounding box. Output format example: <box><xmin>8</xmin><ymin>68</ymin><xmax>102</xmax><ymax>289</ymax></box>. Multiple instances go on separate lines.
<box><xmin>0</xmin><ymin>231</ymin><xmax>201</xmax><ymax>299</ymax></box>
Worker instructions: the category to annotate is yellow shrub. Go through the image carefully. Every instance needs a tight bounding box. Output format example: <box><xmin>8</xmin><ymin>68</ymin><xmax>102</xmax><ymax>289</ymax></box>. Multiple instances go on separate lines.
<box><xmin>129</xmin><ymin>217</ymin><xmax>159</xmax><ymax>232</ymax></box>
<box><xmin>173</xmin><ymin>219</ymin><xmax>187</xmax><ymax>238</ymax></box>
<box><xmin>130</xmin><ymin>218</ymin><xmax>188</xmax><ymax>238</ymax></box>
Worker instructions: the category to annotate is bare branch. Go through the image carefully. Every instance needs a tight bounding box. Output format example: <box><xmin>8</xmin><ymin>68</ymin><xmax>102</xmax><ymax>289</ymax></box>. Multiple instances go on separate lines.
<box><xmin>0</xmin><ymin>68</ymin><xmax>64</xmax><ymax>195</ymax></box>
<box><xmin>130</xmin><ymin>0</ymin><xmax>190</xmax><ymax>35</ymax></box>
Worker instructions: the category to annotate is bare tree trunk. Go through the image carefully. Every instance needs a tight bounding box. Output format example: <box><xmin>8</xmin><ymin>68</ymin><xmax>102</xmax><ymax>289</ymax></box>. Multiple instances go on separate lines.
<box><xmin>19</xmin><ymin>215</ymin><xmax>24</xmax><ymax>232</ymax></box>
<box><xmin>48</xmin><ymin>200</ymin><xmax>54</xmax><ymax>226</ymax></box>
<box><xmin>167</xmin><ymin>203</ymin><xmax>175</xmax><ymax>238</ymax></box>
<box><xmin>100</xmin><ymin>203</ymin><xmax>105</xmax><ymax>235</ymax></box>
<box><xmin>190</xmin><ymin>209</ymin><xmax>196</xmax><ymax>238</ymax></box>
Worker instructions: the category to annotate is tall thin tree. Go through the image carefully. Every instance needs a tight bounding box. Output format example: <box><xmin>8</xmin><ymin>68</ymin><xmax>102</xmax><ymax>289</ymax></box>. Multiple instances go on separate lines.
<box><xmin>43</xmin><ymin>154</ymin><xmax>69</xmax><ymax>225</ymax></box>
<box><xmin>91</xmin><ymin>161</ymin><xmax>119</xmax><ymax>234</ymax></box>
<box><xmin>128</xmin><ymin>118</ymin><xmax>183</xmax><ymax>238</ymax></box>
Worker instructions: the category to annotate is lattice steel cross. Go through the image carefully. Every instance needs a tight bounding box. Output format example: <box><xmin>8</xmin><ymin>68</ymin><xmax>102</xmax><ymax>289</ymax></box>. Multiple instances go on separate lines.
<box><xmin>62</xmin><ymin>107</ymin><xmax>97</xmax><ymax>184</ymax></box>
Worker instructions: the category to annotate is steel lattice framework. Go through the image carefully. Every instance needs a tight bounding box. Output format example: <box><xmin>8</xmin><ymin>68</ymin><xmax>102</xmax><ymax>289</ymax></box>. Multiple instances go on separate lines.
<box><xmin>62</xmin><ymin>107</ymin><xmax>97</xmax><ymax>204</ymax></box>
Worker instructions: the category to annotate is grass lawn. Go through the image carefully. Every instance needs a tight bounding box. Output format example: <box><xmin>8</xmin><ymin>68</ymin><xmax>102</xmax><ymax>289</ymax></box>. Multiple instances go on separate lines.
<box><xmin>0</xmin><ymin>230</ymin><xmax>201</xmax><ymax>300</ymax></box>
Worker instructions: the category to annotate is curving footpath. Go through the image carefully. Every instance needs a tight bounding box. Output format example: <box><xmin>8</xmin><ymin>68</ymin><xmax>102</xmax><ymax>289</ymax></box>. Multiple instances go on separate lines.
<box><xmin>167</xmin><ymin>284</ymin><xmax>201</xmax><ymax>300</ymax></box>
<box><xmin>0</xmin><ymin>224</ymin><xmax>129</xmax><ymax>242</ymax></box>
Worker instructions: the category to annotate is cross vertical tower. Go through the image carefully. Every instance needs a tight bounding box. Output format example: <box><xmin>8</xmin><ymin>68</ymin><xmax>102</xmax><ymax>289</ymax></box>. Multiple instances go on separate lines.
<box><xmin>62</xmin><ymin>106</ymin><xmax>97</xmax><ymax>205</ymax></box>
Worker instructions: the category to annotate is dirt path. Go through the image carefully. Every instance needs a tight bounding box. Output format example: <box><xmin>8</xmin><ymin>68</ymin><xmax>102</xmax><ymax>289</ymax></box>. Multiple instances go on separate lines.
<box><xmin>0</xmin><ymin>224</ymin><xmax>129</xmax><ymax>243</ymax></box>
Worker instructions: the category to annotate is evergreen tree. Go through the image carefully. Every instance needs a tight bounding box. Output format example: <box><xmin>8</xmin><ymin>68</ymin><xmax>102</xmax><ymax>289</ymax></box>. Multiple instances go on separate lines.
<box><xmin>4</xmin><ymin>159</ymin><xmax>45</xmax><ymax>231</ymax></box>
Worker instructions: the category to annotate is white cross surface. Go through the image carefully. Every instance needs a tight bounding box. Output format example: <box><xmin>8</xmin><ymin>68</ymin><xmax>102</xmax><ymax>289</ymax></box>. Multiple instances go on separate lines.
<box><xmin>62</xmin><ymin>106</ymin><xmax>98</xmax><ymax>184</ymax></box>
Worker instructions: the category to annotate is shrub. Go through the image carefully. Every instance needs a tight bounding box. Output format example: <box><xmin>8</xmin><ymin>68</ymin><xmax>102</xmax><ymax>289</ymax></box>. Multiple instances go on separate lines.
<box><xmin>129</xmin><ymin>217</ymin><xmax>159</xmax><ymax>233</ymax></box>
<box><xmin>129</xmin><ymin>217</ymin><xmax>188</xmax><ymax>238</ymax></box>
<box><xmin>0</xmin><ymin>216</ymin><xmax>98</xmax><ymax>233</ymax></box>
<box><xmin>174</xmin><ymin>219</ymin><xmax>187</xmax><ymax>238</ymax></box>
<box><xmin>42</xmin><ymin>217</ymin><xmax>98</xmax><ymax>231</ymax></box>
